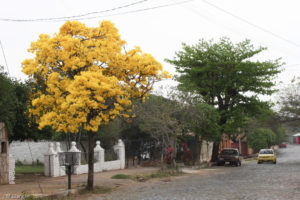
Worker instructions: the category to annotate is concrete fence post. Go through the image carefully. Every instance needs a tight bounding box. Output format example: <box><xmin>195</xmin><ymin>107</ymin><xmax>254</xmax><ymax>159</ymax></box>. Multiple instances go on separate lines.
<box><xmin>55</xmin><ymin>142</ymin><xmax>65</xmax><ymax>176</ymax></box>
<box><xmin>68</xmin><ymin>141</ymin><xmax>81</xmax><ymax>174</ymax></box>
<box><xmin>44</xmin><ymin>143</ymin><xmax>60</xmax><ymax>177</ymax></box>
<box><xmin>94</xmin><ymin>141</ymin><xmax>104</xmax><ymax>172</ymax></box>
<box><xmin>113</xmin><ymin>139</ymin><xmax>125</xmax><ymax>169</ymax></box>
<box><xmin>55</xmin><ymin>142</ymin><xmax>62</xmax><ymax>153</ymax></box>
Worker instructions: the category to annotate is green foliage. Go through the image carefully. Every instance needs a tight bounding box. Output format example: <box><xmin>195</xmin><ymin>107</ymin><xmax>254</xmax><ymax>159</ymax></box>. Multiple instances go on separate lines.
<box><xmin>111</xmin><ymin>170</ymin><xmax>184</xmax><ymax>182</ymax></box>
<box><xmin>0</xmin><ymin>66</ymin><xmax>17</xmax><ymax>137</ymax></box>
<box><xmin>182</xmin><ymin>103</ymin><xmax>220</xmax><ymax>142</ymax></box>
<box><xmin>273</xmin><ymin>126</ymin><xmax>287</xmax><ymax>145</ymax></box>
<box><xmin>166</xmin><ymin>38</ymin><xmax>282</xmax><ymax>138</ymax></box>
<box><xmin>247</xmin><ymin>128</ymin><xmax>276</xmax><ymax>150</ymax></box>
<box><xmin>131</xmin><ymin>95</ymin><xmax>181</xmax><ymax>145</ymax></box>
<box><xmin>0</xmin><ymin>67</ymin><xmax>56</xmax><ymax>142</ymax></box>
<box><xmin>11</xmin><ymin>80</ymin><xmax>55</xmax><ymax>142</ymax></box>
<box><xmin>130</xmin><ymin>93</ymin><xmax>220</xmax><ymax>144</ymax></box>
<box><xmin>278</xmin><ymin>78</ymin><xmax>300</xmax><ymax>127</ymax></box>
<box><xmin>246</xmin><ymin>112</ymin><xmax>287</xmax><ymax>145</ymax></box>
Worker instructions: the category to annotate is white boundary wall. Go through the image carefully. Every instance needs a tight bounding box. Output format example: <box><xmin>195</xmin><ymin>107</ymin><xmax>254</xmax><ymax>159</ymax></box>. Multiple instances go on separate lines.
<box><xmin>44</xmin><ymin>139</ymin><xmax>125</xmax><ymax>177</ymax></box>
<box><xmin>10</xmin><ymin>141</ymin><xmax>68</xmax><ymax>164</ymax></box>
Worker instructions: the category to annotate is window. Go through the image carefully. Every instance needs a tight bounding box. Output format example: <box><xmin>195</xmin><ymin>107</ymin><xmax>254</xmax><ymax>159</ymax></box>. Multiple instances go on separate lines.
<box><xmin>1</xmin><ymin>141</ymin><xmax>7</xmax><ymax>154</ymax></box>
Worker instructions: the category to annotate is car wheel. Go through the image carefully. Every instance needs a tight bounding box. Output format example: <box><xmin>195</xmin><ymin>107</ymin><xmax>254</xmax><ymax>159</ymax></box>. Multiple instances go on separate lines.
<box><xmin>257</xmin><ymin>161</ymin><xmax>262</xmax><ymax>164</ymax></box>
<box><xmin>273</xmin><ymin>161</ymin><xmax>276</xmax><ymax>164</ymax></box>
<box><xmin>239</xmin><ymin>160</ymin><xmax>241</xmax><ymax>166</ymax></box>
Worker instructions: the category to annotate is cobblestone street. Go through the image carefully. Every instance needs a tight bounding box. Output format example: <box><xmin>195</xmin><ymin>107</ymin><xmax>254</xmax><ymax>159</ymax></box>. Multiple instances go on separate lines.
<box><xmin>95</xmin><ymin>145</ymin><xmax>300</xmax><ymax>200</ymax></box>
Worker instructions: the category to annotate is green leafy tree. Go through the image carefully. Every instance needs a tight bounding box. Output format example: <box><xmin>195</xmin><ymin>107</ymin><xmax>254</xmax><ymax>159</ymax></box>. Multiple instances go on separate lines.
<box><xmin>246</xmin><ymin>112</ymin><xmax>287</xmax><ymax>146</ymax></box>
<box><xmin>12</xmin><ymin>80</ymin><xmax>56</xmax><ymax>142</ymax></box>
<box><xmin>248</xmin><ymin>128</ymin><xmax>276</xmax><ymax>151</ymax></box>
<box><xmin>131</xmin><ymin>95</ymin><xmax>180</xmax><ymax>169</ymax></box>
<box><xmin>0</xmin><ymin>66</ymin><xmax>16</xmax><ymax>137</ymax></box>
<box><xmin>166</xmin><ymin>37</ymin><xmax>282</xmax><ymax>160</ymax></box>
<box><xmin>176</xmin><ymin>97</ymin><xmax>220</xmax><ymax>164</ymax></box>
<box><xmin>278</xmin><ymin>78</ymin><xmax>300</xmax><ymax>123</ymax></box>
<box><xmin>0</xmin><ymin>67</ymin><xmax>55</xmax><ymax>142</ymax></box>
<box><xmin>131</xmin><ymin>92</ymin><xmax>220</xmax><ymax>166</ymax></box>
<box><xmin>273</xmin><ymin>126</ymin><xmax>287</xmax><ymax>145</ymax></box>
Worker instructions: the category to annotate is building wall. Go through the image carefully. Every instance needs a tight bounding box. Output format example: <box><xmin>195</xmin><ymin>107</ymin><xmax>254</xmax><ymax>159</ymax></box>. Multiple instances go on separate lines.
<box><xmin>219</xmin><ymin>134</ymin><xmax>253</xmax><ymax>156</ymax></box>
<box><xmin>0</xmin><ymin>123</ymin><xmax>14</xmax><ymax>185</ymax></box>
<box><xmin>0</xmin><ymin>122</ymin><xmax>9</xmax><ymax>184</ymax></box>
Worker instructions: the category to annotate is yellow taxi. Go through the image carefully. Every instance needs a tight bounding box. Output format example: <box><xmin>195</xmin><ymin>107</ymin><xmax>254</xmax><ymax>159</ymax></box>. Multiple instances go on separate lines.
<box><xmin>257</xmin><ymin>149</ymin><xmax>276</xmax><ymax>164</ymax></box>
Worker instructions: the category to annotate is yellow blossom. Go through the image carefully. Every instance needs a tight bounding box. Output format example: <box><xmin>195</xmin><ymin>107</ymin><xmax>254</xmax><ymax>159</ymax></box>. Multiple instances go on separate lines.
<box><xmin>22</xmin><ymin>20</ymin><xmax>170</xmax><ymax>134</ymax></box>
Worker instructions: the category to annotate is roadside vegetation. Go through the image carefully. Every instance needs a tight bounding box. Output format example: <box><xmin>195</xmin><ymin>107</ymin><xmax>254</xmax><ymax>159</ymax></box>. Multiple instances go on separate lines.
<box><xmin>111</xmin><ymin>169</ymin><xmax>184</xmax><ymax>182</ymax></box>
<box><xmin>15</xmin><ymin>160</ymin><xmax>44</xmax><ymax>174</ymax></box>
<box><xmin>15</xmin><ymin>164</ymin><xmax>44</xmax><ymax>174</ymax></box>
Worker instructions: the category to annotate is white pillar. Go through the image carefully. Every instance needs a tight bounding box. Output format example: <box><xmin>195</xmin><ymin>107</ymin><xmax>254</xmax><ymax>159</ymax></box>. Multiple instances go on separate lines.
<box><xmin>68</xmin><ymin>141</ymin><xmax>81</xmax><ymax>174</ymax></box>
<box><xmin>55</xmin><ymin>142</ymin><xmax>62</xmax><ymax>153</ymax></box>
<box><xmin>113</xmin><ymin>139</ymin><xmax>125</xmax><ymax>169</ymax></box>
<box><xmin>94</xmin><ymin>141</ymin><xmax>104</xmax><ymax>172</ymax></box>
<box><xmin>55</xmin><ymin>142</ymin><xmax>65</xmax><ymax>177</ymax></box>
<box><xmin>44</xmin><ymin>143</ymin><xmax>60</xmax><ymax>177</ymax></box>
<box><xmin>9</xmin><ymin>154</ymin><xmax>15</xmax><ymax>184</ymax></box>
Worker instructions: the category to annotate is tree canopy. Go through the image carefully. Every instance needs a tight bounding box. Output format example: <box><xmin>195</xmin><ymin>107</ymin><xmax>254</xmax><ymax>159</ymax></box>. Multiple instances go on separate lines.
<box><xmin>247</xmin><ymin>128</ymin><xmax>276</xmax><ymax>151</ymax></box>
<box><xmin>0</xmin><ymin>67</ymin><xmax>54</xmax><ymax>142</ymax></box>
<box><xmin>0</xmin><ymin>66</ymin><xmax>16</xmax><ymax>136</ymax></box>
<box><xmin>278</xmin><ymin>78</ymin><xmax>300</xmax><ymax>123</ymax></box>
<box><xmin>166</xmin><ymin>38</ymin><xmax>282</xmax><ymax>136</ymax></box>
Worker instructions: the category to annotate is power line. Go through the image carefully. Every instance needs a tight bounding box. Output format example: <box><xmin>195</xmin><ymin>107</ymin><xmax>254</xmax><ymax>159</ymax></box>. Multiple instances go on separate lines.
<box><xmin>52</xmin><ymin>0</ymin><xmax>194</xmax><ymax>22</ymax></box>
<box><xmin>177</xmin><ymin>2</ymin><xmax>300</xmax><ymax>59</ymax></box>
<box><xmin>0</xmin><ymin>0</ymin><xmax>149</xmax><ymax>22</ymax></box>
<box><xmin>0</xmin><ymin>40</ymin><xmax>10</xmax><ymax>76</ymax></box>
<box><xmin>201</xmin><ymin>0</ymin><xmax>300</xmax><ymax>48</ymax></box>
<box><xmin>0</xmin><ymin>0</ymin><xmax>193</xmax><ymax>23</ymax></box>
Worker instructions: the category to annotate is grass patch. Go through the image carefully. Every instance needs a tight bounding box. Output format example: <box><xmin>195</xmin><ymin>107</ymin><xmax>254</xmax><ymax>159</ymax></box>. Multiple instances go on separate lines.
<box><xmin>23</xmin><ymin>196</ymin><xmax>73</xmax><ymax>200</ymax></box>
<box><xmin>21</xmin><ymin>192</ymin><xmax>73</xmax><ymax>200</ymax></box>
<box><xmin>111</xmin><ymin>169</ymin><xmax>184</xmax><ymax>182</ymax></box>
<box><xmin>16</xmin><ymin>165</ymin><xmax>44</xmax><ymax>173</ymax></box>
<box><xmin>150</xmin><ymin>169</ymin><xmax>184</xmax><ymax>178</ymax></box>
<box><xmin>111</xmin><ymin>174</ymin><xmax>132</xmax><ymax>179</ymax></box>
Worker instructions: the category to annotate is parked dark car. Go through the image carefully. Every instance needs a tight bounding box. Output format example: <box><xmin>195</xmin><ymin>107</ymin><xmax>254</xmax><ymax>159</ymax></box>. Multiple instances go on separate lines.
<box><xmin>217</xmin><ymin>148</ymin><xmax>242</xmax><ymax>166</ymax></box>
<box><xmin>279</xmin><ymin>143</ymin><xmax>287</xmax><ymax>148</ymax></box>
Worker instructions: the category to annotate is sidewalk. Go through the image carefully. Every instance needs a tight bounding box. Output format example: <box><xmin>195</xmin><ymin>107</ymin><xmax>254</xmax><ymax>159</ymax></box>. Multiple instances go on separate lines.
<box><xmin>0</xmin><ymin>167</ymin><xmax>160</xmax><ymax>198</ymax></box>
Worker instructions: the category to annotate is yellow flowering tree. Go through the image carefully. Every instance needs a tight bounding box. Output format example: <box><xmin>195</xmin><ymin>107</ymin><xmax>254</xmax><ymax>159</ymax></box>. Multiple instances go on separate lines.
<box><xmin>22</xmin><ymin>21</ymin><xmax>170</xmax><ymax>190</ymax></box>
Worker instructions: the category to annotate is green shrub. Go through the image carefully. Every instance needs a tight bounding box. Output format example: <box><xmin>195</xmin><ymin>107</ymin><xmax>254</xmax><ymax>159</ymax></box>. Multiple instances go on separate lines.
<box><xmin>111</xmin><ymin>174</ymin><xmax>132</xmax><ymax>179</ymax></box>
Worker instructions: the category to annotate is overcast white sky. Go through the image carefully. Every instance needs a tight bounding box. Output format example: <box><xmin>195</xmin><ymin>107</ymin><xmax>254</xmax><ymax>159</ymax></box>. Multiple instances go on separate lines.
<box><xmin>0</xmin><ymin>0</ymin><xmax>299</xmax><ymax>93</ymax></box>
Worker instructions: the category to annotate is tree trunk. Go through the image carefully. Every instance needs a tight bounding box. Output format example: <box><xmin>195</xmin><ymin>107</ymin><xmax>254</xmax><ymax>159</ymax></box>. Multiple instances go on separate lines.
<box><xmin>80</xmin><ymin>141</ymin><xmax>87</xmax><ymax>162</ymax></box>
<box><xmin>211</xmin><ymin>141</ymin><xmax>220</xmax><ymax>162</ymax></box>
<box><xmin>86</xmin><ymin>131</ymin><xmax>94</xmax><ymax>190</ymax></box>
<box><xmin>194</xmin><ymin>135</ymin><xmax>202</xmax><ymax>165</ymax></box>
<box><xmin>160</xmin><ymin>141</ymin><xmax>165</xmax><ymax>172</ymax></box>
